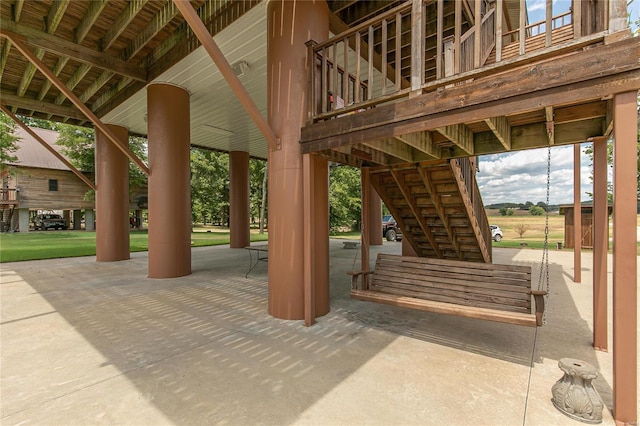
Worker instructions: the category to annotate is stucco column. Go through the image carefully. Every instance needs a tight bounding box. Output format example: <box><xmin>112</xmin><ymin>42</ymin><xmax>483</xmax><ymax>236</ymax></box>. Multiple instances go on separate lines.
<box><xmin>147</xmin><ymin>83</ymin><xmax>191</xmax><ymax>278</ymax></box>
<box><xmin>95</xmin><ymin>124</ymin><xmax>130</xmax><ymax>261</ymax></box>
<box><xmin>267</xmin><ymin>0</ymin><xmax>329</xmax><ymax>320</ymax></box>
<box><xmin>73</xmin><ymin>210</ymin><xmax>82</xmax><ymax>230</ymax></box>
<box><xmin>85</xmin><ymin>209</ymin><xmax>94</xmax><ymax>231</ymax></box>
<box><xmin>17</xmin><ymin>208</ymin><xmax>29</xmax><ymax>232</ymax></box>
<box><xmin>368</xmin><ymin>185</ymin><xmax>383</xmax><ymax>245</ymax></box>
<box><xmin>229</xmin><ymin>151</ymin><xmax>250</xmax><ymax>248</ymax></box>
<box><xmin>611</xmin><ymin>91</ymin><xmax>637</xmax><ymax>425</ymax></box>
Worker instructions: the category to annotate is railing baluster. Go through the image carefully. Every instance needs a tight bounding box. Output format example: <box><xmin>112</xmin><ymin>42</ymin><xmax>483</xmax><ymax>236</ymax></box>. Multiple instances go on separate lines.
<box><xmin>321</xmin><ymin>45</ymin><xmax>327</xmax><ymax>113</ymax></box>
<box><xmin>306</xmin><ymin>40</ymin><xmax>317</xmax><ymax>119</ymax></box>
<box><xmin>436</xmin><ymin>0</ymin><xmax>443</xmax><ymax>79</ymax></box>
<box><xmin>355</xmin><ymin>31</ymin><xmax>361</xmax><ymax>103</ymax></box>
<box><xmin>519</xmin><ymin>0</ymin><xmax>526</xmax><ymax>55</ymax></box>
<box><xmin>368</xmin><ymin>25</ymin><xmax>374</xmax><ymax>101</ymax></box>
<box><xmin>474</xmin><ymin>0</ymin><xmax>481</xmax><ymax>68</ymax></box>
<box><xmin>545</xmin><ymin>0</ymin><xmax>552</xmax><ymax>47</ymax></box>
<box><xmin>454</xmin><ymin>0</ymin><xmax>461</xmax><ymax>74</ymax></box>
<box><xmin>395</xmin><ymin>11</ymin><xmax>401</xmax><ymax>92</ymax></box>
<box><xmin>382</xmin><ymin>19</ymin><xmax>387</xmax><ymax>96</ymax></box>
<box><xmin>333</xmin><ymin>42</ymin><xmax>339</xmax><ymax>110</ymax></box>
<box><xmin>343</xmin><ymin>37</ymin><xmax>349</xmax><ymax>105</ymax></box>
<box><xmin>573</xmin><ymin>0</ymin><xmax>582</xmax><ymax>37</ymax></box>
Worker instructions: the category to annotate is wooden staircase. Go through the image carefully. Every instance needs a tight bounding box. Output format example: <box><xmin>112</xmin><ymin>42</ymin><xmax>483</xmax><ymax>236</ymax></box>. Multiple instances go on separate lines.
<box><xmin>369</xmin><ymin>157</ymin><xmax>492</xmax><ymax>263</ymax></box>
<box><xmin>1</xmin><ymin>205</ymin><xmax>15</xmax><ymax>232</ymax></box>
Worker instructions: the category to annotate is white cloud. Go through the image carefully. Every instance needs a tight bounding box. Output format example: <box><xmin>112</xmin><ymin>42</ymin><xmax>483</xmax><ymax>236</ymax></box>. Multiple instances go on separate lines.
<box><xmin>477</xmin><ymin>145</ymin><xmax>595</xmax><ymax>206</ymax></box>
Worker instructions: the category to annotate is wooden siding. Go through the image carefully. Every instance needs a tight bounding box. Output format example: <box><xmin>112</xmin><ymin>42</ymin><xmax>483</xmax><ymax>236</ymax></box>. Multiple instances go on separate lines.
<box><xmin>13</xmin><ymin>167</ymin><xmax>94</xmax><ymax>210</ymax></box>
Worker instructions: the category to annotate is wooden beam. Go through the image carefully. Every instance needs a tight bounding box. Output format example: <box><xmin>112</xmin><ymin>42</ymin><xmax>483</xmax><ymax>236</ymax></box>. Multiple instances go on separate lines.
<box><xmin>2</xmin><ymin>33</ymin><xmax>150</xmax><ymax>176</ymax></box>
<box><xmin>545</xmin><ymin>106</ymin><xmax>555</xmax><ymax>145</ymax></box>
<box><xmin>437</xmin><ymin>124</ymin><xmax>474</xmax><ymax>155</ymax></box>
<box><xmin>495</xmin><ymin>0</ymin><xmax>502</xmax><ymax>62</ymax></box>
<box><xmin>172</xmin><ymin>0</ymin><xmax>279</xmax><ymax>151</ymax></box>
<box><xmin>11</xmin><ymin>0</ymin><xmax>25</xmax><ymax>22</ymax></box>
<box><xmin>1</xmin><ymin>91</ymin><xmax>86</xmax><ymax>120</ymax></box>
<box><xmin>0</xmin><ymin>105</ymin><xmax>96</xmax><ymax>190</ymax></box>
<box><xmin>53</xmin><ymin>63</ymin><xmax>91</xmax><ymax>106</ymax></box>
<box><xmin>390</xmin><ymin>170</ymin><xmax>442</xmax><ymax>257</ymax></box>
<box><xmin>484</xmin><ymin>116</ymin><xmax>511</xmax><ymax>150</ymax></box>
<box><xmin>0</xmin><ymin>40</ymin><xmax>11</xmax><ymax>77</ymax></box>
<box><xmin>100</xmin><ymin>0</ymin><xmax>149</xmax><ymax>52</ymax></box>
<box><xmin>75</xmin><ymin>0</ymin><xmax>108</xmax><ymax>43</ymax></box>
<box><xmin>79</xmin><ymin>71</ymin><xmax>115</xmax><ymax>103</ymax></box>
<box><xmin>0</xmin><ymin>21</ymin><xmax>147</xmax><ymax>82</ymax></box>
<box><xmin>363</xmin><ymin>139</ymin><xmax>415</xmax><ymax>162</ymax></box>
<box><xmin>395</xmin><ymin>132</ymin><xmax>440</xmax><ymax>159</ymax></box>
<box><xmin>411</xmin><ymin>0</ymin><xmax>423</xmax><ymax>91</ymax></box>
<box><xmin>519</xmin><ymin>0</ymin><xmax>526</xmax><ymax>55</ymax></box>
<box><xmin>123</xmin><ymin>1</ymin><xmax>178</xmax><ymax>61</ymax></box>
<box><xmin>36</xmin><ymin>57</ymin><xmax>69</xmax><ymax>101</ymax></box>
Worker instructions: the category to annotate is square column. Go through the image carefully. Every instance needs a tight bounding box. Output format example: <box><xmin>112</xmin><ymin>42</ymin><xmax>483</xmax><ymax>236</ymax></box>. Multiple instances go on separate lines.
<box><xmin>85</xmin><ymin>210</ymin><xmax>94</xmax><ymax>231</ymax></box>
<box><xmin>73</xmin><ymin>210</ymin><xmax>82</xmax><ymax>230</ymax></box>
<box><xmin>612</xmin><ymin>90</ymin><xmax>637</xmax><ymax>424</ymax></box>
<box><xmin>18</xmin><ymin>208</ymin><xmax>30</xmax><ymax>233</ymax></box>
<box><xmin>592</xmin><ymin>137</ymin><xmax>608</xmax><ymax>351</ymax></box>
<box><xmin>229</xmin><ymin>151</ymin><xmax>250</xmax><ymax>248</ymax></box>
<box><xmin>147</xmin><ymin>83</ymin><xmax>191</xmax><ymax>278</ymax></box>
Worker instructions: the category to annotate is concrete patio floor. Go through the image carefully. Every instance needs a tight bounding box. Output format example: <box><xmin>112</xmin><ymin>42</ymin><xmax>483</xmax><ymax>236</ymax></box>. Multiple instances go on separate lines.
<box><xmin>1</xmin><ymin>240</ymin><xmax>638</xmax><ymax>425</ymax></box>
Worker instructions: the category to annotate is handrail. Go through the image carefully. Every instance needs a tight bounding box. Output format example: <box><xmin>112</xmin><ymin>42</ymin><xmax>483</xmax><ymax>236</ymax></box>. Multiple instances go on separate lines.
<box><xmin>0</xmin><ymin>188</ymin><xmax>19</xmax><ymax>202</ymax></box>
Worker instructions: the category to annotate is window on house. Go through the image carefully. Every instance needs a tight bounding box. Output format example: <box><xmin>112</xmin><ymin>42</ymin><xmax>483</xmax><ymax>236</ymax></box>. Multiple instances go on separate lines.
<box><xmin>48</xmin><ymin>179</ymin><xmax>58</xmax><ymax>191</ymax></box>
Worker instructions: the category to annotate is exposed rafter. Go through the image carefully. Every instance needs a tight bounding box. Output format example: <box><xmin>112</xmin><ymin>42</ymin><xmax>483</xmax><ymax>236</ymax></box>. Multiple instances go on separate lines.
<box><xmin>484</xmin><ymin>116</ymin><xmax>511</xmax><ymax>150</ymax></box>
<box><xmin>0</xmin><ymin>21</ymin><xmax>147</xmax><ymax>82</ymax></box>
<box><xmin>100</xmin><ymin>0</ymin><xmax>149</xmax><ymax>52</ymax></box>
<box><xmin>436</xmin><ymin>124</ymin><xmax>474</xmax><ymax>155</ymax></box>
<box><xmin>123</xmin><ymin>1</ymin><xmax>178</xmax><ymax>61</ymax></box>
<box><xmin>11</xmin><ymin>0</ymin><xmax>25</xmax><ymax>22</ymax></box>
<box><xmin>1</xmin><ymin>91</ymin><xmax>86</xmax><ymax>121</ymax></box>
<box><xmin>74</xmin><ymin>0</ymin><xmax>108</xmax><ymax>44</ymax></box>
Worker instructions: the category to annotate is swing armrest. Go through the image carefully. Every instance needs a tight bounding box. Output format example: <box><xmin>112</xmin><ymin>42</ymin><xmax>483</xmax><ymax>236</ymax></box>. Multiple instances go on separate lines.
<box><xmin>530</xmin><ymin>290</ymin><xmax>547</xmax><ymax>326</ymax></box>
<box><xmin>347</xmin><ymin>270</ymin><xmax>373</xmax><ymax>290</ymax></box>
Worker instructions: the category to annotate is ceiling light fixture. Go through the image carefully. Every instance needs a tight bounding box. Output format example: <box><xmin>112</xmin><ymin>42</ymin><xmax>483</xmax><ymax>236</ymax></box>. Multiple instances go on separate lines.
<box><xmin>232</xmin><ymin>60</ymin><xmax>249</xmax><ymax>76</ymax></box>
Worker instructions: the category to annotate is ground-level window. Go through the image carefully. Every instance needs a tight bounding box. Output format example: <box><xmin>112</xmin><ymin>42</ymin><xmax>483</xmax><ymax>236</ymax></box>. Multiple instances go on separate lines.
<box><xmin>48</xmin><ymin>179</ymin><xmax>58</xmax><ymax>191</ymax></box>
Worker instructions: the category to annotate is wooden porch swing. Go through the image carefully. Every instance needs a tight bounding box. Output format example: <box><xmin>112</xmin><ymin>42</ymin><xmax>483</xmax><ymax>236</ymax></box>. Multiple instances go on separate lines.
<box><xmin>348</xmin><ymin>150</ymin><xmax>553</xmax><ymax>328</ymax></box>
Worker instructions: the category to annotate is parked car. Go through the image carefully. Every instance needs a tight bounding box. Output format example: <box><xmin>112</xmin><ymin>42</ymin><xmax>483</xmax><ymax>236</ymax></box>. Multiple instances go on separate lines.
<box><xmin>382</xmin><ymin>215</ymin><xmax>402</xmax><ymax>241</ymax></box>
<box><xmin>34</xmin><ymin>214</ymin><xmax>67</xmax><ymax>230</ymax></box>
<box><xmin>490</xmin><ymin>225</ymin><xmax>503</xmax><ymax>242</ymax></box>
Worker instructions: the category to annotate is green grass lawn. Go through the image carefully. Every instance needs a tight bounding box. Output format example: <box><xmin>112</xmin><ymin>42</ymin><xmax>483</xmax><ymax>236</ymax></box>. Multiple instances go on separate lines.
<box><xmin>0</xmin><ymin>229</ymin><xmax>269</xmax><ymax>263</ymax></box>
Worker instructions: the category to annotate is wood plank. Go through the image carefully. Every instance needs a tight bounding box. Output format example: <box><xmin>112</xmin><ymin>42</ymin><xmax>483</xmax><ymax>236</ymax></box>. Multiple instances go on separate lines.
<box><xmin>1</xmin><ymin>91</ymin><xmax>86</xmax><ymax>120</ymax></box>
<box><xmin>378</xmin><ymin>253</ymin><xmax>530</xmax><ymax>273</ymax></box>
<box><xmin>75</xmin><ymin>0</ymin><xmax>109</xmax><ymax>43</ymax></box>
<box><xmin>0</xmin><ymin>22</ymin><xmax>147</xmax><ymax>82</ymax></box>
<box><xmin>100</xmin><ymin>0</ymin><xmax>149</xmax><ymax>52</ymax></box>
<box><xmin>351</xmin><ymin>290</ymin><xmax>538</xmax><ymax>326</ymax></box>
<box><xmin>484</xmin><ymin>116</ymin><xmax>511</xmax><ymax>150</ymax></box>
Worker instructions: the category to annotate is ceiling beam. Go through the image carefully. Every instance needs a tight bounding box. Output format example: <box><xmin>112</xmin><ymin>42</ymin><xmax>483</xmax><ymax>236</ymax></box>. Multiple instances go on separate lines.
<box><xmin>1</xmin><ymin>32</ymin><xmax>150</xmax><ymax>176</ymax></box>
<box><xmin>545</xmin><ymin>106</ymin><xmax>555</xmax><ymax>145</ymax></box>
<box><xmin>75</xmin><ymin>0</ymin><xmax>109</xmax><ymax>43</ymax></box>
<box><xmin>0</xmin><ymin>40</ymin><xmax>10</xmax><ymax>76</ymax></box>
<box><xmin>11</xmin><ymin>0</ymin><xmax>25</xmax><ymax>22</ymax></box>
<box><xmin>363</xmin><ymin>139</ymin><xmax>415</xmax><ymax>162</ymax></box>
<box><xmin>0</xmin><ymin>91</ymin><xmax>86</xmax><ymax>121</ymax></box>
<box><xmin>394</xmin><ymin>132</ymin><xmax>440</xmax><ymax>159</ymax></box>
<box><xmin>123</xmin><ymin>1</ymin><xmax>178</xmax><ymax>61</ymax></box>
<box><xmin>436</xmin><ymin>124</ymin><xmax>474</xmax><ymax>155</ymax></box>
<box><xmin>173</xmin><ymin>0</ymin><xmax>279</xmax><ymax>151</ymax></box>
<box><xmin>0</xmin><ymin>21</ymin><xmax>147</xmax><ymax>82</ymax></box>
<box><xmin>100</xmin><ymin>0</ymin><xmax>149</xmax><ymax>52</ymax></box>
<box><xmin>0</xmin><ymin>105</ymin><xmax>96</xmax><ymax>190</ymax></box>
<box><xmin>484</xmin><ymin>116</ymin><xmax>511</xmax><ymax>150</ymax></box>
<box><xmin>79</xmin><ymin>71</ymin><xmax>115</xmax><ymax>103</ymax></box>
<box><xmin>53</xmin><ymin>63</ymin><xmax>91</xmax><ymax>106</ymax></box>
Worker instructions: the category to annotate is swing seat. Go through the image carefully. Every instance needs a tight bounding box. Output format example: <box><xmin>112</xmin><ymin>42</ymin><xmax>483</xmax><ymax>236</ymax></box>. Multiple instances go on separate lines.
<box><xmin>348</xmin><ymin>254</ymin><xmax>546</xmax><ymax>327</ymax></box>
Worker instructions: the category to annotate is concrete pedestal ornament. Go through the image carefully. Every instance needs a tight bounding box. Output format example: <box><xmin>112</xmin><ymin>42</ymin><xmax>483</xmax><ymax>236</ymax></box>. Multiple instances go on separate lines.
<box><xmin>551</xmin><ymin>358</ymin><xmax>603</xmax><ymax>424</ymax></box>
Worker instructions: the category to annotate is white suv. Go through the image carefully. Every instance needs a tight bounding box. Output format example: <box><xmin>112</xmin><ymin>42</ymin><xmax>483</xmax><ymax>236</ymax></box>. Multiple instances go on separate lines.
<box><xmin>490</xmin><ymin>225</ymin><xmax>503</xmax><ymax>242</ymax></box>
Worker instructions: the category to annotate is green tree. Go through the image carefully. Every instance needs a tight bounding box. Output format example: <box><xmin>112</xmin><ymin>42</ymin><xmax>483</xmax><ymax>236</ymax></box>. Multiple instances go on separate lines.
<box><xmin>529</xmin><ymin>205</ymin><xmax>545</xmax><ymax>216</ymax></box>
<box><xmin>249</xmin><ymin>158</ymin><xmax>267</xmax><ymax>231</ymax></box>
<box><xmin>0</xmin><ymin>112</ymin><xmax>20</xmax><ymax>172</ymax></box>
<box><xmin>329</xmin><ymin>165</ymin><xmax>361</xmax><ymax>232</ymax></box>
<box><xmin>506</xmin><ymin>208</ymin><xmax>514</xmax><ymax>216</ymax></box>
<box><xmin>190</xmin><ymin>149</ymin><xmax>229</xmax><ymax>225</ymax></box>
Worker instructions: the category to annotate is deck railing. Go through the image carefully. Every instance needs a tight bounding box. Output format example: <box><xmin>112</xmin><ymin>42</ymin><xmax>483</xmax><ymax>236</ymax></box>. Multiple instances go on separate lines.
<box><xmin>308</xmin><ymin>0</ymin><xmax>607</xmax><ymax>122</ymax></box>
<box><xmin>0</xmin><ymin>188</ymin><xmax>18</xmax><ymax>203</ymax></box>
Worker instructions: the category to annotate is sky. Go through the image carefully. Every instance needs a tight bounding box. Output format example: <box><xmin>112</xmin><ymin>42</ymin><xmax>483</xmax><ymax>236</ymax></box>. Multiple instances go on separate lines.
<box><xmin>476</xmin><ymin>1</ymin><xmax>638</xmax><ymax>206</ymax></box>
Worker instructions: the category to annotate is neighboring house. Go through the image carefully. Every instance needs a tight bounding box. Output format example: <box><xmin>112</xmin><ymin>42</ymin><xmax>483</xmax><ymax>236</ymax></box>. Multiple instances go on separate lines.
<box><xmin>0</xmin><ymin>126</ymin><xmax>94</xmax><ymax>232</ymax></box>
<box><xmin>1</xmin><ymin>126</ymin><xmax>147</xmax><ymax>232</ymax></box>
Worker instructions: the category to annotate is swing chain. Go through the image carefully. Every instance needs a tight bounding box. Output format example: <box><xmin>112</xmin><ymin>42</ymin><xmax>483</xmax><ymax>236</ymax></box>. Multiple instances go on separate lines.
<box><xmin>537</xmin><ymin>146</ymin><xmax>552</xmax><ymax>325</ymax></box>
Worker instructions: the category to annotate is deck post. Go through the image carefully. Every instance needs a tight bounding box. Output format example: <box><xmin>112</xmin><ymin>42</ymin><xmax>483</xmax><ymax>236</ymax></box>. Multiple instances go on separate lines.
<box><xmin>612</xmin><ymin>90</ymin><xmax>638</xmax><ymax>425</ymax></box>
<box><xmin>592</xmin><ymin>136</ymin><xmax>608</xmax><ymax>351</ymax></box>
<box><xmin>368</xmin><ymin>184</ymin><xmax>383</xmax><ymax>246</ymax></box>
<box><xmin>573</xmin><ymin>143</ymin><xmax>581</xmax><ymax>283</ymax></box>
<box><xmin>361</xmin><ymin>167</ymin><xmax>371</xmax><ymax>281</ymax></box>
<box><xmin>229</xmin><ymin>151</ymin><xmax>250</xmax><ymax>249</ymax></box>
<box><xmin>95</xmin><ymin>124</ymin><xmax>130</xmax><ymax>262</ymax></box>
<box><xmin>147</xmin><ymin>83</ymin><xmax>191</xmax><ymax>278</ymax></box>
<box><xmin>267</xmin><ymin>0</ymin><xmax>329</xmax><ymax>320</ymax></box>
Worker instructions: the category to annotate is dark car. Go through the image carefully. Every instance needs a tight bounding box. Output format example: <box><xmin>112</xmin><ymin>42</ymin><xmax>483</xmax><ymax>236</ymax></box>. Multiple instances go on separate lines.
<box><xmin>34</xmin><ymin>214</ymin><xmax>67</xmax><ymax>230</ymax></box>
<box><xmin>382</xmin><ymin>214</ymin><xmax>402</xmax><ymax>241</ymax></box>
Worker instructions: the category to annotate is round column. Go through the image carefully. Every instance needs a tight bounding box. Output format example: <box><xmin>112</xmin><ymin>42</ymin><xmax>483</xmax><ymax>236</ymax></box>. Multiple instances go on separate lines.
<box><xmin>267</xmin><ymin>0</ymin><xmax>329</xmax><ymax>319</ymax></box>
<box><xmin>96</xmin><ymin>124</ymin><xmax>130</xmax><ymax>261</ymax></box>
<box><xmin>229</xmin><ymin>151</ymin><xmax>250</xmax><ymax>248</ymax></box>
<box><xmin>147</xmin><ymin>83</ymin><xmax>191</xmax><ymax>278</ymax></box>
